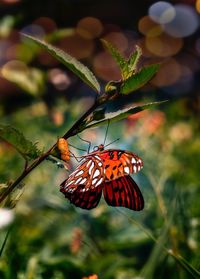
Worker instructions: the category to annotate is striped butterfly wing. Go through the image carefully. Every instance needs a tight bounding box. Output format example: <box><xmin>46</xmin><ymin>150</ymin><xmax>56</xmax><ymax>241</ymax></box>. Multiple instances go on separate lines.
<box><xmin>99</xmin><ymin>150</ymin><xmax>143</xmax><ymax>181</ymax></box>
<box><xmin>60</xmin><ymin>154</ymin><xmax>105</xmax><ymax>209</ymax></box>
<box><xmin>103</xmin><ymin>175</ymin><xmax>144</xmax><ymax>211</ymax></box>
<box><xmin>61</xmin><ymin>184</ymin><xmax>103</xmax><ymax>209</ymax></box>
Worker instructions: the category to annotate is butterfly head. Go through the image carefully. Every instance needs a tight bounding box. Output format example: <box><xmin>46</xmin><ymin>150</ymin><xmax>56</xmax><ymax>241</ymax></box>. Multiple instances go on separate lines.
<box><xmin>93</xmin><ymin>144</ymin><xmax>105</xmax><ymax>152</ymax></box>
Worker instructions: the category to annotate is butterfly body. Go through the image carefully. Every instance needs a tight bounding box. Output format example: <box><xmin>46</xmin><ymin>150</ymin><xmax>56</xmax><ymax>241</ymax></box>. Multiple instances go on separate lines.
<box><xmin>60</xmin><ymin>145</ymin><xmax>144</xmax><ymax>211</ymax></box>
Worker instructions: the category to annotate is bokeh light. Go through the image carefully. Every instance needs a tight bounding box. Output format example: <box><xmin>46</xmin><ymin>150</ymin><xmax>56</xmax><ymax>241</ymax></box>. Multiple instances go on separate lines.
<box><xmin>163</xmin><ymin>4</ymin><xmax>199</xmax><ymax>38</ymax></box>
<box><xmin>196</xmin><ymin>0</ymin><xmax>200</xmax><ymax>13</ymax></box>
<box><xmin>138</xmin><ymin>16</ymin><xmax>163</xmax><ymax>37</ymax></box>
<box><xmin>48</xmin><ymin>68</ymin><xmax>71</xmax><ymax>91</ymax></box>
<box><xmin>58</xmin><ymin>34</ymin><xmax>94</xmax><ymax>60</ymax></box>
<box><xmin>102</xmin><ymin>32</ymin><xmax>128</xmax><ymax>53</ymax></box>
<box><xmin>0</xmin><ymin>209</ymin><xmax>14</xmax><ymax>228</ymax></box>
<box><xmin>151</xmin><ymin>58</ymin><xmax>181</xmax><ymax>86</ymax></box>
<box><xmin>0</xmin><ymin>0</ymin><xmax>20</xmax><ymax>3</ymax></box>
<box><xmin>33</xmin><ymin>17</ymin><xmax>57</xmax><ymax>34</ymax></box>
<box><xmin>148</xmin><ymin>1</ymin><xmax>175</xmax><ymax>24</ymax></box>
<box><xmin>93</xmin><ymin>51</ymin><xmax>121</xmax><ymax>81</ymax></box>
<box><xmin>76</xmin><ymin>17</ymin><xmax>103</xmax><ymax>39</ymax></box>
<box><xmin>145</xmin><ymin>33</ymin><xmax>183</xmax><ymax>57</ymax></box>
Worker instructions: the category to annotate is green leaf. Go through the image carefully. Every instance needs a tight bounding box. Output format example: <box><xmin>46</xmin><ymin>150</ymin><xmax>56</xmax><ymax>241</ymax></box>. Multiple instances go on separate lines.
<box><xmin>120</xmin><ymin>64</ymin><xmax>160</xmax><ymax>94</ymax></box>
<box><xmin>1</xmin><ymin>61</ymin><xmax>45</xmax><ymax>96</ymax></box>
<box><xmin>0</xmin><ymin>182</ymin><xmax>25</xmax><ymax>208</ymax></box>
<box><xmin>79</xmin><ymin>100</ymin><xmax>167</xmax><ymax>131</ymax></box>
<box><xmin>0</xmin><ymin>124</ymin><xmax>41</xmax><ymax>161</ymax></box>
<box><xmin>127</xmin><ymin>45</ymin><xmax>142</xmax><ymax>78</ymax></box>
<box><xmin>101</xmin><ymin>39</ymin><xmax>128</xmax><ymax>80</ymax></box>
<box><xmin>22</xmin><ymin>33</ymin><xmax>100</xmax><ymax>93</ymax></box>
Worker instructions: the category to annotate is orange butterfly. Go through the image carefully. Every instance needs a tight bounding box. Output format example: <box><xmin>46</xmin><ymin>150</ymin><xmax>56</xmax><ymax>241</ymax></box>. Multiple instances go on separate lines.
<box><xmin>60</xmin><ymin>144</ymin><xmax>144</xmax><ymax>211</ymax></box>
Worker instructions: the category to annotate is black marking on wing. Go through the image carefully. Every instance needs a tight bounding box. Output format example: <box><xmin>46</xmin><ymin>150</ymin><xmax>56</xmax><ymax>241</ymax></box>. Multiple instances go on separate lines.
<box><xmin>102</xmin><ymin>175</ymin><xmax>144</xmax><ymax>211</ymax></box>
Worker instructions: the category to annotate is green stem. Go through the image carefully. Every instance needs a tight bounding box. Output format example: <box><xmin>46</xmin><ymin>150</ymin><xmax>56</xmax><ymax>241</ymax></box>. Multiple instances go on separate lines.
<box><xmin>117</xmin><ymin>209</ymin><xmax>200</xmax><ymax>278</ymax></box>
<box><xmin>0</xmin><ymin>99</ymin><xmax>100</xmax><ymax>204</ymax></box>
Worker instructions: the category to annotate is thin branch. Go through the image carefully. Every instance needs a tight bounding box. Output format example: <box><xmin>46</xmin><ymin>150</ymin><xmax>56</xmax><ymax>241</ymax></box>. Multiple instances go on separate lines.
<box><xmin>0</xmin><ymin>99</ymin><xmax>100</xmax><ymax>204</ymax></box>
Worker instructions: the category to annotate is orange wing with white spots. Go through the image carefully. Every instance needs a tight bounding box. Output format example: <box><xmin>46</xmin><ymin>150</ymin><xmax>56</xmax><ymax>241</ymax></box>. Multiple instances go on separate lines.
<box><xmin>99</xmin><ymin>149</ymin><xmax>143</xmax><ymax>181</ymax></box>
<box><xmin>61</xmin><ymin>154</ymin><xmax>105</xmax><ymax>191</ymax></box>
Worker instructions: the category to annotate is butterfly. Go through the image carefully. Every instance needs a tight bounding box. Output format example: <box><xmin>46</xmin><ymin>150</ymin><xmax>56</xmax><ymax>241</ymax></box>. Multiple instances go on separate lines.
<box><xmin>60</xmin><ymin>144</ymin><xmax>144</xmax><ymax>211</ymax></box>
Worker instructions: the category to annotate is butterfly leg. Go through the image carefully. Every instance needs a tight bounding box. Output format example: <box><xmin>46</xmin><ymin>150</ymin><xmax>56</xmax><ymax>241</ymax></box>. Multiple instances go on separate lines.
<box><xmin>69</xmin><ymin>151</ymin><xmax>83</xmax><ymax>162</ymax></box>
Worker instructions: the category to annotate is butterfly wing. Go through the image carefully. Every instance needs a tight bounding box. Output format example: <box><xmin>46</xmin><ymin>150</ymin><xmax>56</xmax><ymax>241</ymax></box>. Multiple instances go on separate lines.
<box><xmin>99</xmin><ymin>150</ymin><xmax>143</xmax><ymax>181</ymax></box>
<box><xmin>61</xmin><ymin>184</ymin><xmax>103</xmax><ymax>209</ymax></box>
<box><xmin>103</xmin><ymin>175</ymin><xmax>144</xmax><ymax>210</ymax></box>
<box><xmin>60</xmin><ymin>155</ymin><xmax>105</xmax><ymax>209</ymax></box>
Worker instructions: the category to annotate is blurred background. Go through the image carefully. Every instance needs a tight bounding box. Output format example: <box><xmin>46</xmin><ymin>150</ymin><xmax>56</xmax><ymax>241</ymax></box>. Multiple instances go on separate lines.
<box><xmin>0</xmin><ymin>0</ymin><xmax>200</xmax><ymax>278</ymax></box>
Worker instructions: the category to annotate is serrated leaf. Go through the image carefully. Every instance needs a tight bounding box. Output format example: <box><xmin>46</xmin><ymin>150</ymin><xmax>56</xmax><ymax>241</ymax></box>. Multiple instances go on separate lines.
<box><xmin>127</xmin><ymin>45</ymin><xmax>142</xmax><ymax>78</ymax></box>
<box><xmin>22</xmin><ymin>33</ymin><xmax>100</xmax><ymax>93</ymax></box>
<box><xmin>0</xmin><ymin>124</ymin><xmax>41</xmax><ymax>160</ymax></box>
<box><xmin>79</xmin><ymin>101</ymin><xmax>167</xmax><ymax>131</ymax></box>
<box><xmin>1</xmin><ymin>61</ymin><xmax>45</xmax><ymax>95</ymax></box>
<box><xmin>101</xmin><ymin>39</ymin><xmax>128</xmax><ymax>80</ymax></box>
<box><xmin>120</xmin><ymin>64</ymin><xmax>160</xmax><ymax>94</ymax></box>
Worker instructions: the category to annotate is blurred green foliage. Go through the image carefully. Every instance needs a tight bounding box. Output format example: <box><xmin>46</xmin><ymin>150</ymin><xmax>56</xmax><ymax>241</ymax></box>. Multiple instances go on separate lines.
<box><xmin>0</xmin><ymin>97</ymin><xmax>199</xmax><ymax>279</ymax></box>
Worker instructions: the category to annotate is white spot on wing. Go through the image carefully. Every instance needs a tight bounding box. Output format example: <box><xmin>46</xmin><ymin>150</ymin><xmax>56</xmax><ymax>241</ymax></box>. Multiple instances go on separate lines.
<box><xmin>133</xmin><ymin>165</ymin><xmax>137</xmax><ymax>173</ymax></box>
<box><xmin>131</xmin><ymin>157</ymin><xmax>136</xmax><ymax>164</ymax></box>
<box><xmin>86</xmin><ymin>160</ymin><xmax>92</xmax><ymax>167</ymax></box>
<box><xmin>75</xmin><ymin>177</ymin><xmax>82</xmax><ymax>184</ymax></box>
<box><xmin>138</xmin><ymin>165</ymin><xmax>141</xmax><ymax>171</ymax></box>
<box><xmin>93</xmin><ymin>169</ymin><xmax>100</xmax><ymax>178</ymax></box>
<box><xmin>96</xmin><ymin>178</ymin><xmax>103</xmax><ymax>187</ymax></box>
<box><xmin>89</xmin><ymin>162</ymin><xmax>95</xmax><ymax>175</ymax></box>
<box><xmin>94</xmin><ymin>155</ymin><xmax>101</xmax><ymax>160</ymax></box>
<box><xmin>79</xmin><ymin>178</ymin><xmax>87</xmax><ymax>184</ymax></box>
<box><xmin>92</xmin><ymin>178</ymin><xmax>98</xmax><ymax>185</ymax></box>
<box><xmin>124</xmin><ymin>166</ymin><xmax>130</xmax><ymax>174</ymax></box>
<box><xmin>66</xmin><ymin>180</ymin><xmax>74</xmax><ymax>186</ymax></box>
<box><xmin>75</xmin><ymin>170</ymin><xmax>84</xmax><ymax>177</ymax></box>
<box><xmin>98</xmin><ymin>162</ymin><xmax>102</xmax><ymax>167</ymax></box>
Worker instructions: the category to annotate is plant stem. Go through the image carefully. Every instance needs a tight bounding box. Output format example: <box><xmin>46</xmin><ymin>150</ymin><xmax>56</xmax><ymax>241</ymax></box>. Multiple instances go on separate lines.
<box><xmin>0</xmin><ymin>99</ymin><xmax>100</xmax><ymax>204</ymax></box>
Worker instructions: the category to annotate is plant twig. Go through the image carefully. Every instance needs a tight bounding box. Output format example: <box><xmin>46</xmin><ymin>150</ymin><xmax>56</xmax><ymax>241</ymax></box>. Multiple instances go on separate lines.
<box><xmin>0</xmin><ymin>99</ymin><xmax>100</xmax><ymax>204</ymax></box>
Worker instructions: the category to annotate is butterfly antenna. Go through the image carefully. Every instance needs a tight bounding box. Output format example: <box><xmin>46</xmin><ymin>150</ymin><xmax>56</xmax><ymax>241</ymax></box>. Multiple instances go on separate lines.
<box><xmin>68</xmin><ymin>143</ymin><xmax>87</xmax><ymax>152</ymax></box>
<box><xmin>103</xmin><ymin>120</ymin><xmax>110</xmax><ymax>146</ymax></box>
<box><xmin>104</xmin><ymin>138</ymin><xmax>120</xmax><ymax>148</ymax></box>
<box><xmin>77</xmin><ymin>134</ymin><xmax>91</xmax><ymax>153</ymax></box>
